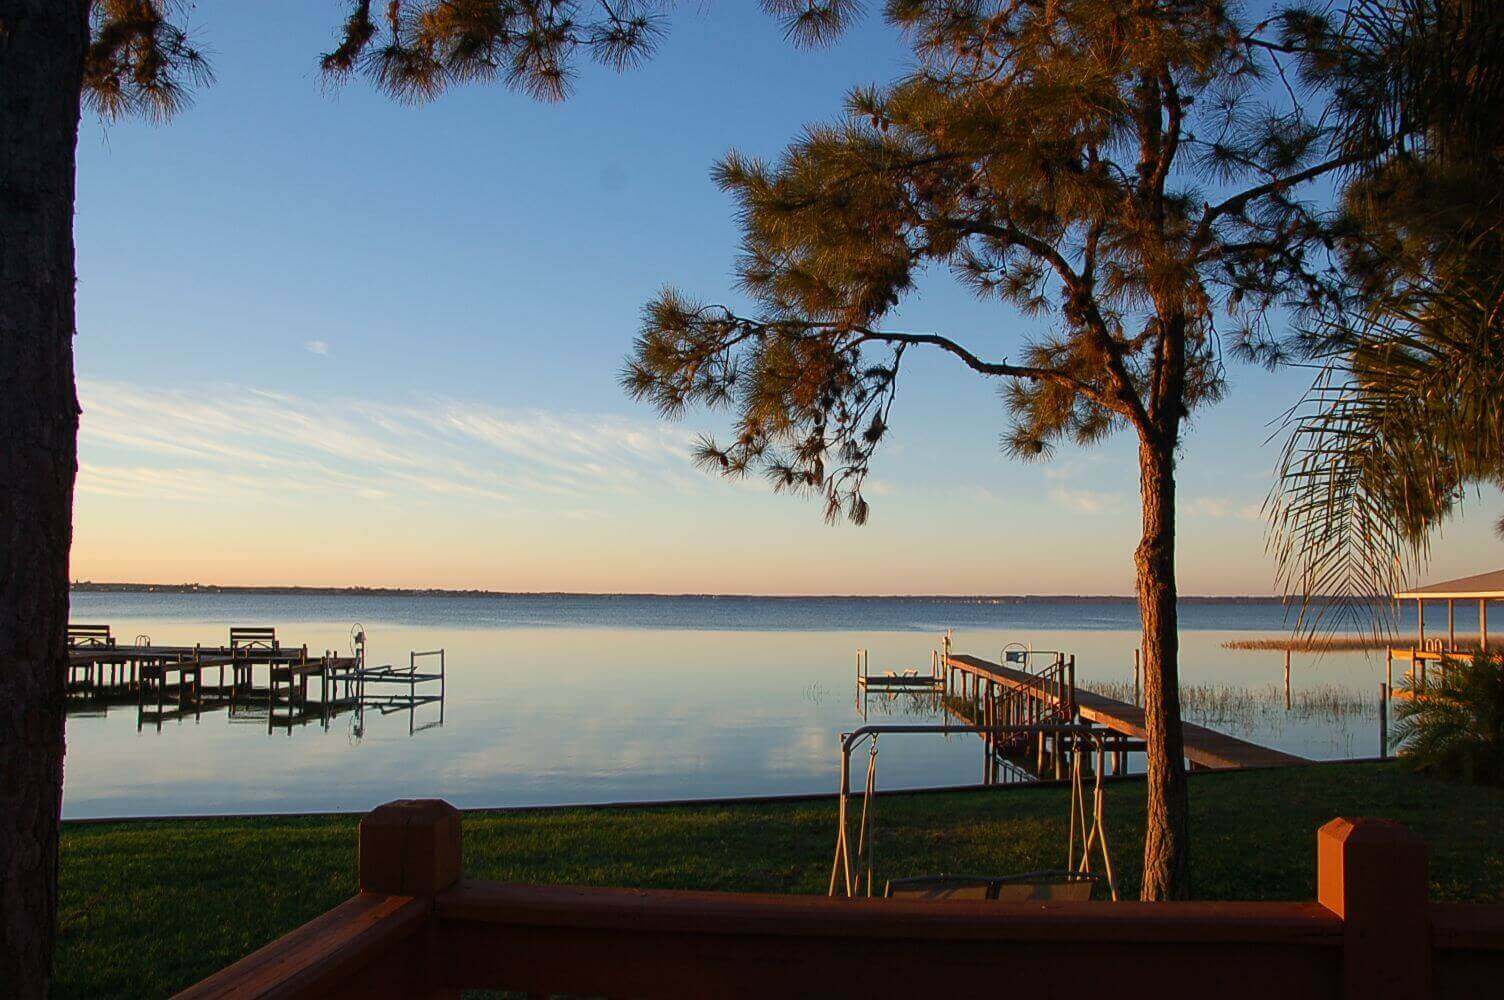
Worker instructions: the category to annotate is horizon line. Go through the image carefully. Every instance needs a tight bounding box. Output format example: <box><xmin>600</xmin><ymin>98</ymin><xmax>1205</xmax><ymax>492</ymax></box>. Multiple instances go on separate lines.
<box><xmin>69</xmin><ymin>580</ymin><xmax>1354</xmax><ymax>603</ymax></box>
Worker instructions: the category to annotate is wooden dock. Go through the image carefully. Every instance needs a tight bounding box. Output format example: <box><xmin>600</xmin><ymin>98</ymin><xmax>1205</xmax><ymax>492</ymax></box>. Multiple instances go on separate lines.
<box><xmin>946</xmin><ymin>654</ymin><xmax>1308</xmax><ymax>770</ymax></box>
<box><xmin>64</xmin><ymin>624</ymin><xmax>442</xmax><ymax>736</ymax></box>
<box><xmin>854</xmin><ymin>648</ymin><xmax>946</xmax><ymax>692</ymax></box>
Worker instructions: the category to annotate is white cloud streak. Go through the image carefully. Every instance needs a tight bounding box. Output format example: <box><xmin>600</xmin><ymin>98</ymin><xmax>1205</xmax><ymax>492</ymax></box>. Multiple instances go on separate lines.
<box><xmin>77</xmin><ymin>379</ymin><xmax>703</xmax><ymax>513</ymax></box>
<box><xmin>1048</xmin><ymin>485</ymin><xmax>1122</xmax><ymax>514</ymax></box>
<box><xmin>1183</xmin><ymin>496</ymin><xmax>1263</xmax><ymax>521</ymax></box>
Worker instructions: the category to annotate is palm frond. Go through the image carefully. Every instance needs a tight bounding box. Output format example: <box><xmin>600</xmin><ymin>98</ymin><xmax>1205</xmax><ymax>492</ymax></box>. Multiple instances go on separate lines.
<box><xmin>1269</xmin><ymin>273</ymin><xmax>1504</xmax><ymax>635</ymax></box>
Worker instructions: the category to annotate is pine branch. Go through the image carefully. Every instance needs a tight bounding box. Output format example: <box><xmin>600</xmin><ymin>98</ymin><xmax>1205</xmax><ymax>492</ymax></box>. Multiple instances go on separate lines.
<box><xmin>1199</xmin><ymin>150</ymin><xmax>1371</xmax><ymax>234</ymax></box>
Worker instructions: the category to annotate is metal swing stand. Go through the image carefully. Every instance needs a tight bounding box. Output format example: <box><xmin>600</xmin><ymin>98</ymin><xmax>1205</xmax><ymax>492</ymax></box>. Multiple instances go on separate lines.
<box><xmin>1066</xmin><ymin>728</ymin><xmax>1118</xmax><ymax>896</ymax></box>
<box><xmin>828</xmin><ymin>723</ymin><xmax>1118</xmax><ymax>901</ymax></box>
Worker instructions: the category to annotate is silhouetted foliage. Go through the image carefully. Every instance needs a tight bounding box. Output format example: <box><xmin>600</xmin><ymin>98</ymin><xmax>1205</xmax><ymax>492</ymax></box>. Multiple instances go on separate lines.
<box><xmin>81</xmin><ymin>1</ymin><xmax>672</xmax><ymax>115</ymax></box>
<box><xmin>319</xmin><ymin>0</ymin><xmax>670</xmax><ymax>102</ymax></box>
<box><xmin>1262</xmin><ymin>0</ymin><xmax>1504</xmax><ymax>632</ymax></box>
<box><xmin>1268</xmin><ymin>274</ymin><xmax>1504</xmax><ymax>634</ymax></box>
<box><xmin>1394</xmin><ymin>653</ymin><xmax>1504</xmax><ymax>785</ymax></box>
<box><xmin>84</xmin><ymin>1</ymin><xmax>212</xmax><ymax>120</ymax></box>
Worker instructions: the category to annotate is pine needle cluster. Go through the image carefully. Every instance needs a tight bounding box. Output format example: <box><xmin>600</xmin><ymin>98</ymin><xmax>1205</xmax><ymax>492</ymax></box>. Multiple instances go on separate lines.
<box><xmin>319</xmin><ymin>0</ymin><xmax>671</xmax><ymax>103</ymax></box>
<box><xmin>84</xmin><ymin>1</ymin><xmax>213</xmax><ymax>121</ymax></box>
<box><xmin>80</xmin><ymin>2</ymin><xmax>672</xmax><ymax>118</ymax></box>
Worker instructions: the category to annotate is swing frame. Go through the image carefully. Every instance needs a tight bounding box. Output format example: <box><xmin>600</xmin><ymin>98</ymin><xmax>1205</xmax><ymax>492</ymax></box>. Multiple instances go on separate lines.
<box><xmin>829</xmin><ymin>723</ymin><xmax>1119</xmax><ymax>901</ymax></box>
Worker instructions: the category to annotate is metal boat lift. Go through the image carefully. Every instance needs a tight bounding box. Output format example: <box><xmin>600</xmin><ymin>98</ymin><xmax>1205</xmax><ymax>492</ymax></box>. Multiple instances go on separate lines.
<box><xmin>327</xmin><ymin>648</ymin><xmax>446</xmax><ymax>736</ymax></box>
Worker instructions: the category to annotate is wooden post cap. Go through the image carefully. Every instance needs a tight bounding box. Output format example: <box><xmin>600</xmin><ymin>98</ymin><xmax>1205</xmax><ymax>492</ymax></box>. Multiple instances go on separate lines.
<box><xmin>359</xmin><ymin>799</ymin><xmax>462</xmax><ymax>896</ymax></box>
<box><xmin>1317</xmin><ymin>817</ymin><xmax>1430</xmax><ymax>999</ymax></box>
<box><xmin>1318</xmin><ymin>817</ymin><xmax>1428</xmax><ymax>916</ymax></box>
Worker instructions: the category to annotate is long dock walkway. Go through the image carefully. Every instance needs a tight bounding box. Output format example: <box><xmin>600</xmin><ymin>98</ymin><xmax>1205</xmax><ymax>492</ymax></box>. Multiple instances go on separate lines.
<box><xmin>946</xmin><ymin>654</ymin><xmax>1308</xmax><ymax>770</ymax></box>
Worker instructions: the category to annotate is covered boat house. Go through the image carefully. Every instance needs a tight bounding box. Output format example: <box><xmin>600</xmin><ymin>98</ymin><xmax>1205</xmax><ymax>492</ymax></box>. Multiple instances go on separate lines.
<box><xmin>1393</xmin><ymin>567</ymin><xmax>1504</xmax><ymax>652</ymax></box>
<box><xmin>1388</xmin><ymin>567</ymin><xmax>1503</xmax><ymax>695</ymax></box>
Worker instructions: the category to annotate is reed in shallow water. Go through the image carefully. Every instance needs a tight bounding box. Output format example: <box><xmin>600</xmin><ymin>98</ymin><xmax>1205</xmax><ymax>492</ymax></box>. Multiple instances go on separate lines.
<box><xmin>1221</xmin><ymin>635</ymin><xmax>1486</xmax><ymax>652</ymax></box>
<box><xmin>1090</xmin><ymin>679</ymin><xmax>1376</xmax><ymax>726</ymax></box>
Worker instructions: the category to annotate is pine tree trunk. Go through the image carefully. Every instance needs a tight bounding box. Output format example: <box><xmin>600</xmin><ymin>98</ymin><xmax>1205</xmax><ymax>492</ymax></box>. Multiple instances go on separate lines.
<box><xmin>0</xmin><ymin>3</ymin><xmax>89</xmax><ymax>994</ymax></box>
<box><xmin>1135</xmin><ymin>433</ymin><xmax>1190</xmax><ymax>900</ymax></box>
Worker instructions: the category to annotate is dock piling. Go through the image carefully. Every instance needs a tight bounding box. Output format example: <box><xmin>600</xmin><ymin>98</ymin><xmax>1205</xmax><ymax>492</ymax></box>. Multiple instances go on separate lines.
<box><xmin>1379</xmin><ymin>684</ymin><xmax>1389</xmax><ymax>759</ymax></box>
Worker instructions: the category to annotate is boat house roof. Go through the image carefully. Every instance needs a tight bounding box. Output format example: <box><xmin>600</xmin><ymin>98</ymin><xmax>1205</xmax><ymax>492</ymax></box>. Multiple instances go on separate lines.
<box><xmin>1394</xmin><ymin>568</ymin><xmax>1504</xmax><ymax>600</ymax></box>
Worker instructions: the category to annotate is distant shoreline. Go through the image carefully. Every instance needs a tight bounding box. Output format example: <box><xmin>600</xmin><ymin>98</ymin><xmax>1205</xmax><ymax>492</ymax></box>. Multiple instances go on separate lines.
<box><xmin>68</xmin><ymin>581</ymin><xmax>1324</xmax><ymax>604</ymax></box>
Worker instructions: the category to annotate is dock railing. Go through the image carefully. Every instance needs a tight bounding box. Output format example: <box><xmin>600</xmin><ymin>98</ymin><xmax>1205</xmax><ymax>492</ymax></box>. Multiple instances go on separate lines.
<box><xmin>180</xmin><ymin>800</ymin><xmax>1504</xmax><ymax>999</ymax></box>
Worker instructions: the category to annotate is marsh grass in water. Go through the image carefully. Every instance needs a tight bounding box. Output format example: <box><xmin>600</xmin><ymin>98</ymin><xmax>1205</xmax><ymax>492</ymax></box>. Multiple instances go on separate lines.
<box><xmin>860</xmin><ymin>690</ymin><xmax>947</xmax><ymax>718</ymax></box>
<box><xmin>1222</xmin><ymin>635</ymin><xmax>1487</xmax><ymax>652</ymax></box>
<box><xmin>1092</xmin><ymin>679</ymin><xmax>1376</xmax><ymax>729</ymax></box>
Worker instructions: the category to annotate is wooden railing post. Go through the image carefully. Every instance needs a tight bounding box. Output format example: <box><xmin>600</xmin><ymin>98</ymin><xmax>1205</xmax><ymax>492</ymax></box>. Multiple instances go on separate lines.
<box><xmin>178</xmin><ymin>801</ymin><xmax>459</xmax><ymax>998</ymax></box>
<box><xmin>360</xmin><ymin>799</ymin><xmax>463</xmax><ymax>897</ymax></box>
<box><xmin>1318</xmin><ymin>817</ymin><xmax>1430</xmax><ymax>1000</ymax></box>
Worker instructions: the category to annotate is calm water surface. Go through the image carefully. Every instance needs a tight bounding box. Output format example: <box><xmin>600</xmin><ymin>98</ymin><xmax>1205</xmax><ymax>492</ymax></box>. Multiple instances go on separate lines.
<box><xmin>63</xmin><ymin>592</ymin><xmax>1423</xmax><ymax>818</ymax></box>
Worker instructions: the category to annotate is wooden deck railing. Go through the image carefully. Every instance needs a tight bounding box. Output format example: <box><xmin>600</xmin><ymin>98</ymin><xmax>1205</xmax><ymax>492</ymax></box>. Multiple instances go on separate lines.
<box><xmin>179</xmin><ymin>799</ymin><xmax>1504</xmax><ymax>999</ymax></box>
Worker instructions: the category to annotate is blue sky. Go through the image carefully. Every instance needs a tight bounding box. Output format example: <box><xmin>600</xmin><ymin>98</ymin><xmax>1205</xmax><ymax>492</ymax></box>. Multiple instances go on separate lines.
<box><xmin>70</xmin><ymin>1</ymin><xmax>1501</xmax><ymax>594</ymax></box>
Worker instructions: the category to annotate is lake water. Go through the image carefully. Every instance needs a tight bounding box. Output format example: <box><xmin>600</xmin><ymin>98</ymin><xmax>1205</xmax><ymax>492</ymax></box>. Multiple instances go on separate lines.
<box><xmin>63</xmin><ymin>591</ymin><xmax>1432</xmax><ymax>819</ymax></box>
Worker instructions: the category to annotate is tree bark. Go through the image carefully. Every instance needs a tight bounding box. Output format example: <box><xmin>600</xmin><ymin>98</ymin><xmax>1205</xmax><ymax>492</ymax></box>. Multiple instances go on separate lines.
<box><xmin>0</xmin><ymin>2</ymin><xmax>89</xmax><ymax>994</ymax></box>
<box><xmin>1135</xmin><ymin>432</ymin><xmax>1190</xmax><ymax>900</ymax></box>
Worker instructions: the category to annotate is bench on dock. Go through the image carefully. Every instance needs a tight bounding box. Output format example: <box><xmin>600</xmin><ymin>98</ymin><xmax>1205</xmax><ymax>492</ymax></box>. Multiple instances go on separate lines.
<box><xmin>230</xmin><ymin>626</ymin><xmax>279</xmax><ymax>652</ymax></box>
<box><xmin>854</xmin><ymin>648</ymin><xmax>946</xmax><ymax>695</ymax></box>
<box><xmin>66</xmin><ymin>625</ymin><xmax>117</xmax><ymax>691</ymax></box>
<box><xmin>68</xmin><ymin>624</ymin><xmax>114</xmax><ymax>648</ymax></box>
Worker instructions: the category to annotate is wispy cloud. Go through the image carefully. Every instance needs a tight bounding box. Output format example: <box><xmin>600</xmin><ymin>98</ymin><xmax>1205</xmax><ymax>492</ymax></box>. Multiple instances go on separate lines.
<box><xmin>956</xmin><ymin>485</ymin><xmax>1000</xmax><ymax>504</ymax></box>
<box><xmin>1184</xmin><ymin>496</ymin><xmax>1263</xmax><ymax>521</ymax></box>
<box><xmin>1042</xmin><ymin>455</ymin><xmax>1108</xmax><ymax>482</ymax></box>
<box><xmin>1048</xmin><ymin>485</ymin><xmax>1122</xmax><ymax>514</ymax></box>
<box><xmin>304</xmin><ymin>340</ymin><xmax>330</xmax><ymax>356</ymax></box>
<box><xmin>77</xmin><ymin>379</ymin><xmax>702</xmax><ymax>512</ymax></box>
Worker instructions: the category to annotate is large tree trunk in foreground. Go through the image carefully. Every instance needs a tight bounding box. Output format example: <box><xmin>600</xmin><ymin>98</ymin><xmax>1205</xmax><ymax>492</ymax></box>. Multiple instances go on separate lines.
<box><xmin>0</xmin><ymin>2</ymin><xmax>88</xmax><ymax>994</ymax></box>
<box><xmin>1135</xmin><ymin>434</ymin><xmax>1190</xmax><ymax>901</ymax></box>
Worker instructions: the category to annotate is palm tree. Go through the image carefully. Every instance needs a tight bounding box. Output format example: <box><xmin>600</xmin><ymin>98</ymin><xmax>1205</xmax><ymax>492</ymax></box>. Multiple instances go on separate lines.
<box><xmin>1263</xmin><ymin>0</ymin><xmax>1504</xmax><ymax>630</ymax></box>
<box><xmin>1393</xmin><ymin>652</ymin><xmax>1504</xmax><ymax>784</ymax></box>
<box><xmin>1268</xmin><ymin>274</ymin><xmax>1504</xmax><ymax>632</ymax></box>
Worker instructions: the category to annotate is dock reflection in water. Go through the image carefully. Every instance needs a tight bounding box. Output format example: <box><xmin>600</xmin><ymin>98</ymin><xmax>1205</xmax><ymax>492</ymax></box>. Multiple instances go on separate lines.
<box><xmin>65</xmin><ymin>624</ymin><xmax>445</xmax><ymax>739</ymax></box>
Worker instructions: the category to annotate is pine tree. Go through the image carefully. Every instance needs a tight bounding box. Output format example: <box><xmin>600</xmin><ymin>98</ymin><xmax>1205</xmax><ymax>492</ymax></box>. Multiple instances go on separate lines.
<box><xmin>625</xmin><ymin>0</ymin><xmax>1370</xmax><ymax>899</ymax></box>
<box><xmin>0</xmin><ymin>2</ymin><xmax>669</xmax><ymax>993</ymax></box>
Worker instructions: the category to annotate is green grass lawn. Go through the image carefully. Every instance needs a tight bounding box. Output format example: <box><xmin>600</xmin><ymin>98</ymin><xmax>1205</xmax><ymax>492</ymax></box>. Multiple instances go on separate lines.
<box><xmin>57</xmin><ymin>761</ymin><xmax>1504</xmax><ymax>997</ymax></box>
